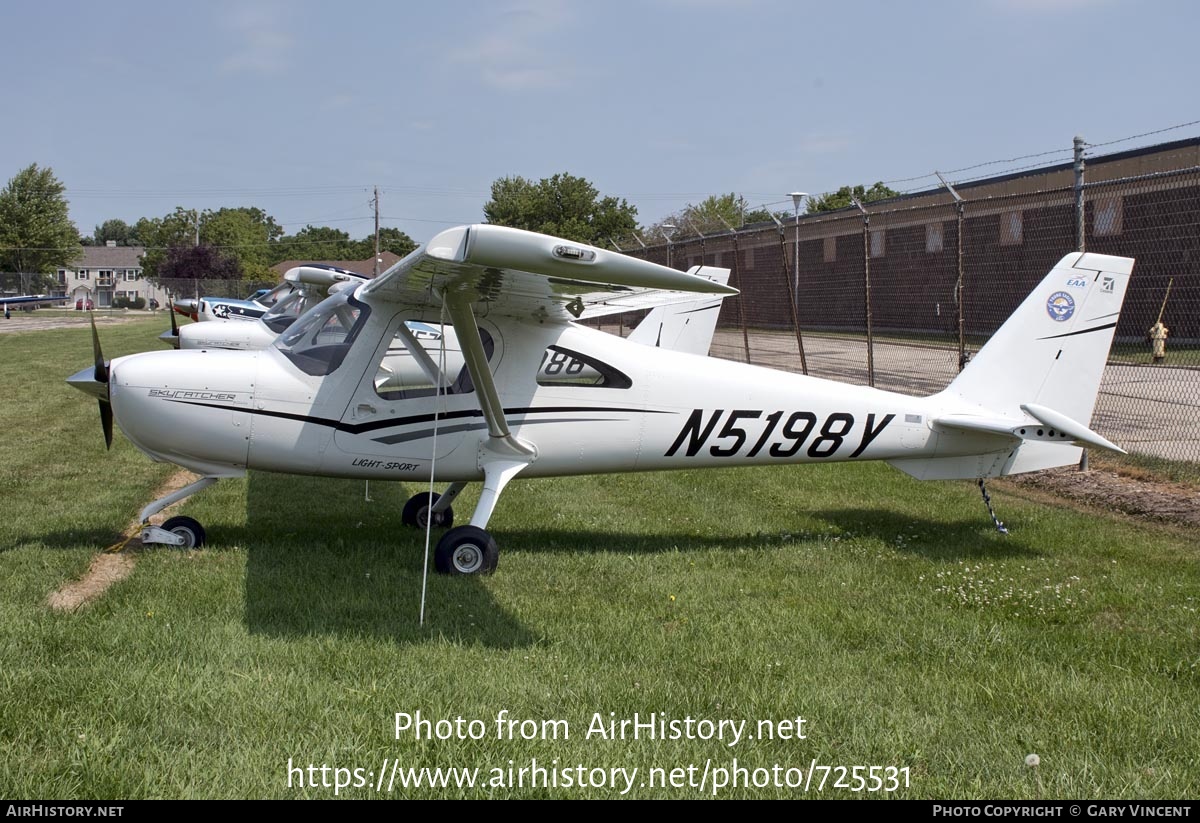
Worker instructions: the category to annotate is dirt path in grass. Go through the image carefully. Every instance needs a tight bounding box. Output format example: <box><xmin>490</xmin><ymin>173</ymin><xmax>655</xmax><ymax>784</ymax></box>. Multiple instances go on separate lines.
<box><xmin>0</xmin><ymin>311</ymin><xmax>153</xmax><ymax>334</ymax></box>
<box><xmin>1001</xmin><ymin>466</ymin><xmax>1200</xmax><ymax>530</ymax></box>
<box><xmin>46</xmin><ymin>469</ymin><xmax>198</xmax><ymax>612</ymax></box>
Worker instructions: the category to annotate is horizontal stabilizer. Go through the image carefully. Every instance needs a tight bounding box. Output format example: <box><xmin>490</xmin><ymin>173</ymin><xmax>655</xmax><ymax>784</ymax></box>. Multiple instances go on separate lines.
<box><xmin>1021</xmin><ymin>403</ymin><xmax>1126</xmax><ymax>454</ymax></box>
<box><xmin>932</xmin><ymin>403</ymin><xmax>1126</xmax><ymax>455</ymax></box>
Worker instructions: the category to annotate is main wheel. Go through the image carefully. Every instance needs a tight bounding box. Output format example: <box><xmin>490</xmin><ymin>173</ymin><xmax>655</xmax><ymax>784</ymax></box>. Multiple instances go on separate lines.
<box><xmin>160</xmin><ymin>515</ymin><xmax>206</xmax><ymax>549</ymax></box>
<box><xmin>434</xmin><ymin>526</ymin><xmax>499</xmax><ymax>576</ymax></box>
<box><xmin>402</xmin><ymin>492</ymin><xmax>453</xmax><ymax>529</ymax></box>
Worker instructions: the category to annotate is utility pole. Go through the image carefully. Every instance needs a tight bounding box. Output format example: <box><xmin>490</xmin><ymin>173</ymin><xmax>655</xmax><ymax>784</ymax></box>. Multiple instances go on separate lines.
<box><xmin>373</xmin><ymin>186</ymin><xmax>381</xmax><ymax>276</ymax></box>
<box><xmin>193</xmin><ymin>209</ymin><xmax>200</xmax><ymax>247</ymax></box>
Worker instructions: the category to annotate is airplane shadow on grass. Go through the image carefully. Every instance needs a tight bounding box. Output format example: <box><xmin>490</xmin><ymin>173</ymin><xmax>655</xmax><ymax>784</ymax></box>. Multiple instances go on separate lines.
<box><xmin>809</xmin><ymin>508</ymin><xmax>1044</xmax><ymax>561</ymax></box>
<box><xmin>230</xmin><ymin>472</ymin><xmax>1043</xmax><ymax>646</ymax></box>
<box><xmin>236</xmin><ymin>472</ymin><xmax>538</xmax><ymax>649</ymax></box>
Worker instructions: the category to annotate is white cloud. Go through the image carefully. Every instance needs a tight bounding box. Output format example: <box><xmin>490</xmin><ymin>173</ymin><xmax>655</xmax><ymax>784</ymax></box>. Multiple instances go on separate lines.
<box><xmin>449</xmin><ymin>0</ymin><xmax>575</xmax><ymax>91</ymax></box>
<box><xmin>219</xmin><ymin>1</ymin><xmax>295</xmax><ymax>75</ymax></box>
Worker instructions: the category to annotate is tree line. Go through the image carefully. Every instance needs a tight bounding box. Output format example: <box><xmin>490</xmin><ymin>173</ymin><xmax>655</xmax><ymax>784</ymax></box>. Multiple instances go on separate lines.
<box><xmin>1</xmin><ymin>163</ymin><xmax>898</xmax><ymax>291</ymax></box>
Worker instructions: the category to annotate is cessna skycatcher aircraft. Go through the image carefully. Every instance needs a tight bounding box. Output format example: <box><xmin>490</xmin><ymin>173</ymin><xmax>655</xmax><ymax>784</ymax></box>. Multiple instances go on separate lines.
<box><xmin>68</xmin><ymin>224</ymin><xmax>1133</xmax><ymax>576</ymax></box>
<box><xmin>163</xmin><ymin>264</ymin><xmax>369</xmax><ymax>351</ymax></box>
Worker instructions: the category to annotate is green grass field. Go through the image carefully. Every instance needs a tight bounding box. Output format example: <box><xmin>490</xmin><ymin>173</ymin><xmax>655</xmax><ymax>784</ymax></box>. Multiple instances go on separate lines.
<box><xmin>0</xmin><ymin>317</ymin><xmax>1196</xmax><ymax>799</ymax></box>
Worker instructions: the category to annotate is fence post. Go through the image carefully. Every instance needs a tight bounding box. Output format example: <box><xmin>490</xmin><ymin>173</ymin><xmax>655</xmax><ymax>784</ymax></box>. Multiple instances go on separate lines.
<box><xmin>727</xmin><ymin>230</ymin><xmax>753</xmax><ymax>364</ymax></box>
<box><xmin>936</xmin><ymin>172</ymin><xmax>968</xmax><ymax>371</ymax></box>
<box><xmin>769</xmin><ymin>213</ymin><xmax>808</xmax><ymax>374</ymax></box>
<box><xmin>852</xmin><ymin>196</ymin><xmax>874</xmax><ymax>387</ymax></box>
<box><xmin>1074</xmin><ymin>135</ymin><xmax>1086</xmax><ymax>252</ymax></box>
<box><xmin>1074</xmin><ymin>134</ymin><xmax>1090</xmax><ymax>472</ymax></box>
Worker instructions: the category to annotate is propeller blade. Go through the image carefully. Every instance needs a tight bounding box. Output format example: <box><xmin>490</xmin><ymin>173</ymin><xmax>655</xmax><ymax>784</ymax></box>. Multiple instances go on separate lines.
<box><xmin>98</xmin><ymin>399</ymin><xmax>114</xmax><ymax>450</ymax></box>
<box><xmin>90</xmin><ymin>312</ymin><xmax>108</xmax><ymax>384</ymax></box>
<box><xmin>168</xmin><ymin>301</ymin><xmax>179</xmax><ymax>336</ymax></box>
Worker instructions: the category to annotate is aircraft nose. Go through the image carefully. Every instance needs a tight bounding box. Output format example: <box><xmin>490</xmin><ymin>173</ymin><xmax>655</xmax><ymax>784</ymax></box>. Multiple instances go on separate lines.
<box><xmin>108</xmin><ymin>350</ymin><xmax>258</xmax><ymax>473</ymax></box>
<box><xmin>67</xmin><ymin>365</ymin><xmax>109</xmax><ymax>401</ymax></box>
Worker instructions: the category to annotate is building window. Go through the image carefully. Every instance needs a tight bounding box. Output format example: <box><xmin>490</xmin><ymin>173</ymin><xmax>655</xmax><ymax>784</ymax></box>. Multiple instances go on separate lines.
<box><xmin>57</xmin><ymin>270</ymin><xmax>66</xmax><ymax>284</ymax></box>
<box><xmin>823</xmin><ymin>236</ymin><xmax>836</xmax><ymax>263</ymax></box>
<box><xmin>79</xmin><ymin>270</ymin><xmax>89</xmax><ymax>280</ymax></box>
<box><xmin>1094</xmin><ymin>196</ymin><xmax>1123</xmax><ymax>237</ymax></box>
<box><xmin>869</xmin><ymin>229</ymin><xmax>885</xmax><ymax>258</ymax></box>
<box><xmin>926</xmin><ymin>223</ymin><xmax>943</xmax><ymax>254</ymax></box>
<box><xmin>1000</xmin><ymin>211</ymin><xmax>1023</xmax><ymax>245</ymax></box>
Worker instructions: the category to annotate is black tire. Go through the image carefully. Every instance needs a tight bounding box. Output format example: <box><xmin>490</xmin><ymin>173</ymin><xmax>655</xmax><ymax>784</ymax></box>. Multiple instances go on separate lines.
<box><xmin>434</xmin><ymin>526</ymin><xmax>499</xmax><ymax>576</ymax></box>
<box><xmin>402</xmin><ymin>492</ymin><xmax>453</xmax><ymax>529</ymax></box>
<box><xmin>161</xmin><ymin>515</ymin><xmax>206</xmax><ymax>549</ymax></box>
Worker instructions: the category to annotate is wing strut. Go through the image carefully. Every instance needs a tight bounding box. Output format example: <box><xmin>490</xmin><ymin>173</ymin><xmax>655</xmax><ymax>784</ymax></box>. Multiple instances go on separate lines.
<box><xmin>443</xmin><ymin>294</ymin><xmax>536</xmax><ymax>529</ymax></box>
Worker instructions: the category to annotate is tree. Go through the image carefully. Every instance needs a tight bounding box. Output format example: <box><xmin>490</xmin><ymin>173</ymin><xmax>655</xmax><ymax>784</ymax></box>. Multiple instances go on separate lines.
<box><xmin>645</xmin><ymin>193</ymin><xmax>790</xmax><ymax>239</ymax></box>
<box><xmin>279</xmin><ymin>225</ymin><xmax>360</xmax><ymax>261</ymax></box>
<box><xmin>376</xmin><ymin>226</ymin><xmax>416</xmax><ymax>258</ymax></box>
<box><xmin>0</xmin><ymin>164</ymin><xmax>82</xmax><ymax>293</ymax></box>
<box><xmin>483</xmin><ymin>173</ymin><xmax>637</xmax><ymax>245</ymax></box>
<box><xmin>200</xmin><ymin>206</ymin><xmax>283</xmax><ymax>281</ymax></box>
<box><xmin>135</xmin><ymin>207</ymin><xmax>200</xmax><ymax>280</ymax></box>
<box><xmin>137</xmin><ymin>206</ymin><xmax>283</xmax><ymax>280</ymax></box>
<box><xmin>154</xmin><ymin>244</ymin><xmax>242</xmax><ymax>282</ymax></box>
<box><xmin>807</xmin><ymin>182</ymin><xmax>900</xmax><ymax>214</ymax></box>
<box><xmin>90</xmin><ymin>218</ymin><xmax>138</xmax><ymax>247</ymax></box>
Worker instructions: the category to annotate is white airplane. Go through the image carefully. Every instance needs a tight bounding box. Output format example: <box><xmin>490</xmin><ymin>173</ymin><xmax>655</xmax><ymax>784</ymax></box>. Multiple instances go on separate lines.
<box><xmin>163</xmin><ymin>265</ymin><xmax>369</xmax><ymax>350</ymax></box>
<box><xmin>2</xmin><ymin>293</ymin><xmax>70</xmax><ymax>310</ymax></box>
<box><xmin>68</xmin><ymin>225</ymin><xmax>1132</xmax><ymax>577</ymax></box>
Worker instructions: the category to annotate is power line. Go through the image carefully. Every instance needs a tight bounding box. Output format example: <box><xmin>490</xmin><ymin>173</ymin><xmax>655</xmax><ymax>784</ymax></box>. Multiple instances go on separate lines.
<box><xmin>1084</xmin><ymin>118</ymin><xmax>1200</xmax><ymax>150</ymax></box>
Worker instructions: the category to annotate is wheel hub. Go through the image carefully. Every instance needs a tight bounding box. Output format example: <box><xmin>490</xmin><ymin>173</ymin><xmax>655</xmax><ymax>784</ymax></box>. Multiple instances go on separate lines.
<box><xmin>453</xmin><ymin>544</ymin><xmax>483</xmax><ymax>573</ymax></box>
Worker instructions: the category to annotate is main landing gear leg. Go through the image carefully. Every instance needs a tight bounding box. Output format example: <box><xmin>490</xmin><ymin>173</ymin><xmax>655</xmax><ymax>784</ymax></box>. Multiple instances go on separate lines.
<box><xmin>434</xmin><ymin>459</ymin><xmax>527</xmax><ymax>576</ymax></box>
<box><xmin>139</xmin><ymin>476</ymin><xmax>219</xmax><ymax>549</ymax></box>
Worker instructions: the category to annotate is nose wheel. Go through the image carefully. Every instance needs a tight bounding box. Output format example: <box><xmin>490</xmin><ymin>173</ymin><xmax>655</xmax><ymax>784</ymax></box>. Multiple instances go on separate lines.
<box><xmin>402</xmin><ymin>491</ymin><xmax>454</xmax><ymax>529</ymax></box>
<box><xmin>434</xmin><ymin>526</ymin><xmax>498</xmax><ymax>575</ymax></box>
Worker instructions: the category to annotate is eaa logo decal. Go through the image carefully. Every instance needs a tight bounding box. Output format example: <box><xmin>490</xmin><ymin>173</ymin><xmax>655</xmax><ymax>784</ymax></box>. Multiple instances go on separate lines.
<box><xmin>1066</xmin><ymin>277</ymin><xmax>1089</xmax><ymax>289</ymax></box>
<box><xmin>1046</xmin><ymin>291</ymin><xmax>1075</xmax><ymax>322</ymax></box>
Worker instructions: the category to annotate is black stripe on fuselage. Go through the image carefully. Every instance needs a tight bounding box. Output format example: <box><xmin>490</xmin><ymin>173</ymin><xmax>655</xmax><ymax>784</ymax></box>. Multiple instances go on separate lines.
<box><xmin>165</xmin><ymin>400</ymin><xmax>670</xmax><ymax>436</ymax></box>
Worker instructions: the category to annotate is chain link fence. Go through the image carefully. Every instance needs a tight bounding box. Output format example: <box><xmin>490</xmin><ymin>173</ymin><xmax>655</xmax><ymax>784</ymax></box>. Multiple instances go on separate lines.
<box><xmin>617</xmin><ymin>167</ymin><xmax>1200</xmax><ymax>464</ymax></box>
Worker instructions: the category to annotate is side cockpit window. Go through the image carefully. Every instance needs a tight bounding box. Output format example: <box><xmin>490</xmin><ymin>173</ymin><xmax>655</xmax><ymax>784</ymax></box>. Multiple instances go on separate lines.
<box><xmin>536</xmin><ymin>346</ymin><xmax>631</xmax><ymax>389</ymax></box>
<box><xmin>373</xmin><ymin>320</ymin><xmax>493</xmax><ymax>400</ymax></box>
<box><xmin>275</xmin><ymin>293</ymin><xmax>369</xmax><ymax>376</ymax></box>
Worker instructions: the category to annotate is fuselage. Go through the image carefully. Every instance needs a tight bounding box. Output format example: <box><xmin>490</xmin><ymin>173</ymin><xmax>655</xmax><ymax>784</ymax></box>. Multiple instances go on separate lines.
<box><xmin>107</xmin><ymin>296</ymin><xmax>1000</xmax><ymax>483</ymax></box>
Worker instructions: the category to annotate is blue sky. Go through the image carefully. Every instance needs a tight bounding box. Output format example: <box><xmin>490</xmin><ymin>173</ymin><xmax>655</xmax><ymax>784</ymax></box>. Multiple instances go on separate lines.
<box><xmin>2</xmin><ymin>0</ymin><xmax>1196</xmax><ymax>244</ymax></box>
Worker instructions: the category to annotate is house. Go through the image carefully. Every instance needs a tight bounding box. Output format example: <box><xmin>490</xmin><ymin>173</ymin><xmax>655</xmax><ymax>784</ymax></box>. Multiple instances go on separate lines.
<box><xmin>56</xmin><ymin>243</ymin><xmax>169</xmax><ymax>309</ymax></box>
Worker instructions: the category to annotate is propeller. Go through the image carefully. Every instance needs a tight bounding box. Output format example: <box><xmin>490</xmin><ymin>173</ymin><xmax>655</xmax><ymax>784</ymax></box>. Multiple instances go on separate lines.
<box><xmin>89</xmin><ymin>313</ymin><xmax>113</xmax><ymax>449</ymax></box>
<box><xmin>67</xmin><ymin>313</ymin><xmax>115</xmax><ymax>449</ymax></box>
<box><xmin>158</xmin><ymin>299</ymin><xmax>182</xmax><ymax>349</ymax></box>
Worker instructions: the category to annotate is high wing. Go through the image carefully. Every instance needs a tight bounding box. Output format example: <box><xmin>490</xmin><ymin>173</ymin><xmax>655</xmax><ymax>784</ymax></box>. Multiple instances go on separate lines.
<box><xmin>359</xmin><ymin>224</ymin><xmax>737</xmax><ymax>321</ymax></box>
<box><xmin>575</xmin><ymin>266</ymin><xmax>731</xmax><ymax>321</ymax></box>
<box><xmin>356</xmin><ymin>224</ymin><xmax>738</xmax><ymax>532</ymax></box>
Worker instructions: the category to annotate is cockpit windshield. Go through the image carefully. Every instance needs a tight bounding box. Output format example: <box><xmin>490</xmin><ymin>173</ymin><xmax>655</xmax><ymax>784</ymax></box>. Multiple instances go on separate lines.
<box><xmin>256</xmin><ymin>281</ymin><xmax>293</xmax><ymax>309</ymax></box>
<box><xmin>274</xmin><ymin>292</ymin><xmax>370</xmax><ymax>376</ymax></box>
<box><xmin>261</xmin><ymin>289</ymin><xmax>309</xmax><ymax>334</ymax></box>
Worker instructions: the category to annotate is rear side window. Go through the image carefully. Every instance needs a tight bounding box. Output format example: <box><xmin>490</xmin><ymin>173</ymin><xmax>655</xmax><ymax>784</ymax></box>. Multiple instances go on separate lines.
<box><xmin>536</xmin><ymin>346</ymin><xmax>631</xmax><ymax>389</ymax></box>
